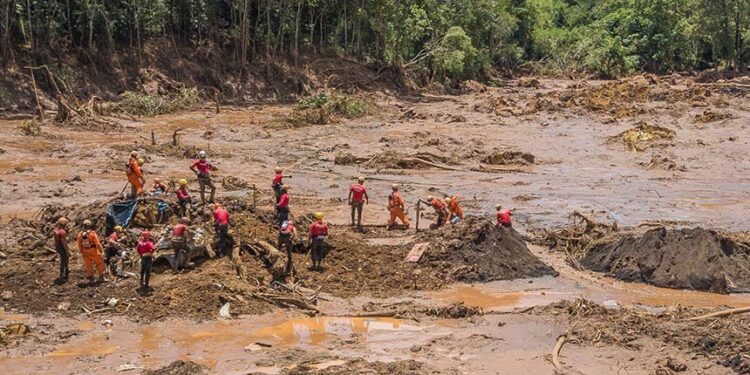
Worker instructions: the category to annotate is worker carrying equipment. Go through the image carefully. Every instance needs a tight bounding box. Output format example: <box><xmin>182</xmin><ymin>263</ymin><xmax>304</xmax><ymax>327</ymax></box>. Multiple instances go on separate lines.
<box><xmin>387</xmin><ymin>184</ymin><xmax>410</xmax><ymax>229</ymax></box>
<box><xmin>445</xmin><ymin>196</ymin><xmax>464</xmax><ymax>224</ymax></box>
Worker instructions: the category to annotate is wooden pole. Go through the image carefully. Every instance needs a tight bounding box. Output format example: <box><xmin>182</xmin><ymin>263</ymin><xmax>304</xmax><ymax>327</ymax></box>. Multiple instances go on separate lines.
<box><xmin>415</xmin><ymin>201</ymin><xmax>422</xmax><ymax>231</ymax></box>
<box><xmin>28</xmin><ymin>68</ymin><xmax>44</xmax><ymax>120</ymax></box>
<box><xmin>252</xmin><ymin>184</ymin><xmax>257</xmax><ymax>211</ymax></box>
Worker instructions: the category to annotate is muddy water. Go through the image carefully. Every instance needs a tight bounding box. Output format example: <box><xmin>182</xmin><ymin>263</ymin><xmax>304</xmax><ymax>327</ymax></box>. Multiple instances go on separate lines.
<box><xmin>0</xmin><ymin>315</ymin><xmax>444</xmax><ymax>374</ymax></box>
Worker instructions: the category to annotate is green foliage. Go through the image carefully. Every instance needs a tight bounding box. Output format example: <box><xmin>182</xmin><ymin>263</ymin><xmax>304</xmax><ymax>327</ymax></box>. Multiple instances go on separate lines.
<box><xmin>19</xmin><ymin>119</ymin><xmax>42</xmax><ymax>136</ymax></box>
<box><xmin>288</xmin><ymin>90</ymin><xmax>369</xmax><ymax>126</ymax></box>
<box><xmin>2</xmin><ymin>0</ymin><xmax>750</xmax><ymax>80</ymax></box>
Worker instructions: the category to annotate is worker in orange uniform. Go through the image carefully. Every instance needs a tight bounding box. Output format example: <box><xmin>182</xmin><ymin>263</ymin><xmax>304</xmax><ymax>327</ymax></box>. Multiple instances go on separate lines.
<box><xmin>308</xmin><ymin>212</ymin><xmax>329</xmax><ymax>271</ymax></box>
<box><xmin>150</xmin><ymin>178</ymin><xmax>169</xmax><ymax>195</ymax></box>
<box><xmin>126</xmin><ymin>151</ymin><xmax>145</xmax><ymax>198</ymax></box>
<box><xmin>387</xmin><ymin>184</ymin><xmax>410</xmax><ymax>229</ymax></box>
<box><xmin>53</xmin><ymin>217</ymin><xmax>71</xmax><ymax>284</ymax></box>
<box><xmin>348</xmin><ymin>176</ymin><xmax>369</xmax><ymax>230</ymax></box>
<box><xmin>76</xmin><ymin>220</ymin><xmax>107</xmax><ymax>283</ymax></box>
<box><xmin>418</xmin><ymin>196</ymin><xmax>449</xmax><ymax>229</ymax></box>
<box><xmin>496</xmin><ymin>205</ymin><xmax>512</xmax><ymax>228</ymax></box>
<box><xmin>445</xmin><ymin>196</ymin><xmax>464</xmax><ymax>224</ymax></box>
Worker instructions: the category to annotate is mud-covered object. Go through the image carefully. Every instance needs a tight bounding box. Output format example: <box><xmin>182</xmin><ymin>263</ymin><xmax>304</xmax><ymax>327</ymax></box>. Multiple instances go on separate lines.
<box><xmin>142</xmin><ymin>360</ymin><xmax>206</xmax><ymax>375</ymax></box>
<box><xmin>581</xmin><ymin>227</ymin><xmax>750</xmax><ymax>293</ymax></box>
<box><xmin>420</xmin><ymin>217</ymin><xmax>557</xmax><ymax>282</ymax></box>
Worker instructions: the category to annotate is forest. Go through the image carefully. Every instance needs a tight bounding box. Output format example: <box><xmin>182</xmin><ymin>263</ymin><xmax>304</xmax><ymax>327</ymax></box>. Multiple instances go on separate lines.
<box><xmin>0</xmin><ymin>0</ymin><xmax>749</xmax><ymax>81</ymax></box>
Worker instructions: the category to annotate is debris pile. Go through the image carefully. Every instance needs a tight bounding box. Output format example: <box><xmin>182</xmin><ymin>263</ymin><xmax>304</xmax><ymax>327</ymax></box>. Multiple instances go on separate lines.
<box><xmin>143</xmin><ymin>360</ymin><xmax>207</xmax><ymax>375</ymax></box>
<box><xmin>535</xmin><ymin>211</ymin><xmax>617</xmax><ymax>269</ymax></box>
<box><xmin>421</xmin><ymin>217</ymin><xmax>557</xmax><ymax>282</ymax></box>
<box><xmin>581</xmin><ymin>227</ymin><xmax>750</xmax><ymax>293</ymax></box>
<box><xmin>537</xmin><ymin>299</ymin><xmax>750</xmax><ymax>374</ymax></box>
<box><xmin>482</xmin><ymin>150</ymin><xmax>535</xmax><ymax>165</ymax></box>
<box><xmin>611</xmin><ymin>121</ymin><xmax>675</xmax><ymax>152</ymax></box>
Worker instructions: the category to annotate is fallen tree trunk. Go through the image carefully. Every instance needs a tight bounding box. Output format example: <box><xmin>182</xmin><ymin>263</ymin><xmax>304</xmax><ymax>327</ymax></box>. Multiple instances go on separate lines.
<box><xmin>552</xmin><ymin>334</ymin><xmax>567</xmax><ymax>371</ymax></box>
<box><xmin>686</xmin><ymin>306</ymin><xmax>750</xmax><ymax>321</ymax></box>
<box><xmin>400</xmin><ymin>157</ymin><xmax>466</xmax><ymax>172</ymax></box>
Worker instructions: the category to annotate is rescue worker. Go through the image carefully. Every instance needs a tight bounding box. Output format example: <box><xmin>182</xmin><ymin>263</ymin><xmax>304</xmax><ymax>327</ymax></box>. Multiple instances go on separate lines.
<box><xmin>189</xmin><ymin>150</ymin><xmax>216</xmax><ymax>205</ymax></box>
<box><xmin>126</xmin><ymin>151</ymin><xmax>145</xmax><ymax>198</ymax></box>
<box><xmin>308</xmin><ymin>212</ymin><xmax>329</xmax><ymax>271</ymax></box>
<box><xmin>136</xmin><ymin>231</ymin><xmax>157</xmax><ymax>292</ymax></box>
<box><xmin>175</xmin><ymin>179</ymin><xmax>193</xmax><ymax>217</ymax></box>
<box><xmin>76</xmin><ymin>220</ymin><xmax>107</xmax><ymax>283</ymax></box>
<box><xmin>105</xmin><ymin>225</ymin><xmax>126</xmax><ymax>277</ymax></box>
<box><xmin>348</xmin><ymin>176</ymin><xmax>368</xmax><ymax>229</ymax></box>
<box><xmin>213</xmin><ymin>203</ymin><xmax>231</xmax><ymax>257</ymax></box>
<box><xmin>53</xmin><ymin>217</ymin><xmax>71</xmax><ymax>283</ymax></box>
<box><xmin>445</xmin><ymin>196</ymin><xmax>464</xmax><ymax>224</ymax></box>
<box><xmin>171</xmin><ymin>217</ymin><xmax>191</xmax><ymax>271</ymax></box>
<box><xmin>278</xmin><ymin>220</ymin><xmax>296</xmax><ymax>274</ymax></box>
<box><xmin>496</xmin><ymin>205</ymin><xmax>513</xmax><ymax>228</ymax></box>
<box><xmin>276</xmin><ymin>185</ymin><xmax>290</xmax><ymax>227</ymax></box>
<box><xmin>387</xmin><ymin>184</ymin><xmax>410</xmax><ymax>229</ymax></box>
<box><xmin>272</xmin><ymin>167</ymin><xmax>284</xmax><ymax>203</ymax></box>
<box><xmin>150</xmin><ymin>178</ymin><xmax>169</xmax><ymax>195</ymax></box>
<box><xmin>418</xmin><ymin>196</ymin><xmax>449</xmax><ymax>229</ymax></box>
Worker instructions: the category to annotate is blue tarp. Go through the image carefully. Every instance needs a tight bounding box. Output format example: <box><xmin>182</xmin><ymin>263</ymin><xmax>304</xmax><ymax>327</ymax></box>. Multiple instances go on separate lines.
<box><xmin>107</xmin><ymin>200</ymin><xmax>139</xmax><ymax>228</ymax></box>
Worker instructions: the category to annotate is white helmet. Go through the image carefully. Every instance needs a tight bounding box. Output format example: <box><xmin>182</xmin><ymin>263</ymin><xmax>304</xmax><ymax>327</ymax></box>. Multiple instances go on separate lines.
<box><xmin>198</xmin><ymin>150</ymin><xmax>207</xmax><ymax>159</ymax></box>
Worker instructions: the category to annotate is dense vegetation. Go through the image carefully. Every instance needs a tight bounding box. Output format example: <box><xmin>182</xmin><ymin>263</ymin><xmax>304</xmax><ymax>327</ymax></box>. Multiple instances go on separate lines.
<box><xmin>1</xmin><ymin>0</ymin><xmax>749</xmax><ymax>81</ymax></box>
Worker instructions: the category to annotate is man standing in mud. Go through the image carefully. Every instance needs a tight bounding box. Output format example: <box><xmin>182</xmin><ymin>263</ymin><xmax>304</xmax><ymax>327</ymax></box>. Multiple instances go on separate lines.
<box><xmin>278</xmin><ymin>220</ymin><xmax>296</xmax><ymax>274</ymax></box>
<box><xmin>276</xmin><ymin>185</ymin><xmax>290</xmax><ymax>227</ymax></box>
<box><xmin>272</xmin><ymin>167</ymin><xmax>284</xmax><ymax>203</ymax></box>
<box><xmin>190</xmin><ymin>150</ymin><xmax>216</xmax><ymax>205</ymax></box>
<box><xmin>76</xmin><ymin>220</ymin><xmax>107</xmax><ymax>283</ymax></box>
<box><xmin>126</xmin><ymin>151</ymin><xmax>145</xmax><ymax>198</ymax></box>
<box><xmin>213</xmin><ymin>203</ymin><xmax>231</xmax><ymax>257</ymax></box>
<box><xmin>309</xmin><ymin>212</ymin><xmax>329</xmax><ymax>271</ymax></box>
<box><xmin>136</xmin><ymin>231</ymin><xmax>157</xmax><ymax>293</ymax></box>
<box><xmin>53</xmin><ymin>217</ymin><xmax>71</xmax><ymax>284</ymax></box>
<box><xmin>171</xmin><ymin>217</ymin><xmax>192</xmax><ymax>271</ymax></box>
<box><xmin>175</xmin><ymin>179</ymin><xmax>193</xmax><ymax>217</ymax></box>
<box><xmin>419</xmin><ymin>196</ymin><xmax>449</xmax><ymax>229</ymax></box>
<box><xmin>348</xmin><ymin>176</ymin><xmax>368</xmax><ymax>230</ymax></box>
<box><xmin>387</xmin><ymin>184</ymin><xmax>410</xmax><ymax>229</ymax></box>
<box><xmin>105</xmin><ymin>225</ymin><xmax>126</xmax><ymax>278</ymax></box>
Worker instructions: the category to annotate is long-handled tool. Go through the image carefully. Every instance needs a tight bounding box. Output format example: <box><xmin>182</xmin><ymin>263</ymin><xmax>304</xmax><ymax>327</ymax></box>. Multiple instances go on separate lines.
<box><xmin>415</xmin><ymin>201</ymin><xmax>422</xmax><ymax>232</ymax></box>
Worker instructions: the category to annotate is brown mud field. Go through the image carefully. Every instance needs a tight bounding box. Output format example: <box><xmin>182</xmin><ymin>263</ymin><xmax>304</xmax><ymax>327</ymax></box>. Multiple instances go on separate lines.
<box><xmin>2</xmin><ymin>74</ymin><xmax>750</xmax><ymax>374</ymax></box>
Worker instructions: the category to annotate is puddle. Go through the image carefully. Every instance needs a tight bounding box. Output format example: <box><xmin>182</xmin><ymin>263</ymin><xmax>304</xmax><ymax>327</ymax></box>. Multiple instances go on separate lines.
<box><xmin>0</xmin><ymin>315</ymin><xmax>432</xmax><ymax>374</ymax></box>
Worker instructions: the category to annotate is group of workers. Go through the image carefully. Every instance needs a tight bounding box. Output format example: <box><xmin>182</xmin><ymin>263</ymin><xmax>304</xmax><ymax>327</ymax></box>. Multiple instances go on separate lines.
<box><xmin>51</xmin><ymin>150</ymin><xmax>512</xmax><ymax>294</ymax></box>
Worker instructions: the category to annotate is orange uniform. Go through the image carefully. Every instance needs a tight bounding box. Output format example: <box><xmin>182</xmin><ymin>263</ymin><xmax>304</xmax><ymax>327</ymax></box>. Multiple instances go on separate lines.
<box><xmin>447</xmin><ymin>197</ymin><xmax>463</xmax><ymax>220</ymax></box>
<box><xmin>127</xmin><ymin>157</ymin><xmax>144</xmax><ymax>196</ymax></box>
<box><xmin>388</xmin><ymin>191</ymin><xmax>410</xmax><ymax>228</ymax></box>
<box><xmin>76</xmin><ymin>230</ymin><xmax>106</xmax><ymax>277</ymax></box>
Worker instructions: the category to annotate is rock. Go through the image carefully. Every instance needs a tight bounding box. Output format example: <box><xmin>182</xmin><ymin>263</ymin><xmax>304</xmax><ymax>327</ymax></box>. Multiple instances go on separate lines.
<box><xmin>57</xmin><ymin>302</ymin><xmax>71</xmax><ymax>311</ymax></box>
<box><xmin>410</xmin><ymin>345</ymin><xmax>423</xmax><ymax>352</ymax></box>
<box><xmin>219</xmin><ymin>302</ymin><xmax>230</xmax><ymax>318</ymax></box>
<box><xmin>1</xmin><ymin>291</ymin><xmax>13</xmax><ymax>300</ymax></box>
<box><xmin>107</xmin><ymin>298</ymin><xmax>119</xmax><ymax>307</ymax></box>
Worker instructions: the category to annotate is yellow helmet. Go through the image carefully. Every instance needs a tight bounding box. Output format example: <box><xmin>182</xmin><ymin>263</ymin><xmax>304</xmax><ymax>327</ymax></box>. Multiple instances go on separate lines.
<box><xmin>179</xmin><ymin>179</ymin><xmax>188</xmax><ymax>186</ymax></box>
<box><xmin>444</xmin><ymin>197</ymin><xmax>452</xmax><ymax>203</ymax></box>
<box><xmin>314</xmin><ymin>212</ymin><xmax>324</xmax><ymax>220</ymax></box>
<box><xmin>113</xmin><ymin>225</ymin><xmax>123</xmax><ymax>232</ymax></box>
<box><xmin>358</xmin><ymin>176</ymin><xmax>365</xmax><ymax>182</ymax></box>
<box><xmin>137</xmin><ymin>158</ymin><xmax>145</xmax><ymax>166</ymax></box>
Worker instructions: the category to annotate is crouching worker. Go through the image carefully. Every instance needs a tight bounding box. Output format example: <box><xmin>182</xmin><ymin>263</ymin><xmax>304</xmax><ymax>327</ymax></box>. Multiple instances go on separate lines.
<box><xmin>77</xmin><ymin>220</ymin><xmax>107</xmax><ymax>283</ymax></box>
<box><xmin>105</xmin><ymin>226</ymin><xmax>127</xmax><ymax>278</ymax></box>
<box><xmin>418</xmin><ymin>196</ymin><xmax>449</xmax><ymax>229</ymax></box>
<box><xmin>136</xmin><ymin>231</ymin><xmax>156</xmax><ymax>293</ymax></box>
<box><xmin>171</xmin><ymin>217</ymin><xmax>192</xmax><ymax>271</ymax></box>
<box><xmin>150</xmin><ymin>178</ymin><xmax>169</xmax><ymax>196</ymax></box>
<box><xmin>308</xmin><ymin>212</ymin><xmax>329</xmax><ymax>271</ymax></box>
<box><xmin>213</xmin><ymin>203</ymin><xmax>232</xmax><ymax>257</ymax></box>
<box><xmin>278</xmin><ymin>220</ymin><xmax>296</xmax><ymax>274</ymax></box>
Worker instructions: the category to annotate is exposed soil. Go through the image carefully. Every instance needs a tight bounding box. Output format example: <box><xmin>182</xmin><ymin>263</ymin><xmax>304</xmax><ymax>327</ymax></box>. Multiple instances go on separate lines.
<box><xmin>536</xmin><ymin>299</ymin><xmax>750</xmax><ymax>374</ymax></box>
<box><xmin>581</xmin><ymin>227</ymin><xmax>750</xmax><ymax>293</ymax></box>
<box><xmin>419</xmin><ymin>218</ymin><xmax>557</xmax><ymax>282</ymax></box>
<box><xmin>144</xmin><ymin>360</ymin><xmax>207</xmax><ymax>375</ymax></box>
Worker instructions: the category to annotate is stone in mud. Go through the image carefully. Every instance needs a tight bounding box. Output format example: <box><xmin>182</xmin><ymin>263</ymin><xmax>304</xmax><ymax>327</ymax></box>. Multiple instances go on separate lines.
<box><xmin>581</xmin><ymin>227</ymin><xmax>750</xmax><ymax>293</ymax></box>
<box><xmin>142</xmin><ymin>360</ymin><xmax>207</xmax><ymax>375</ymax></box>
<box><xmin>421</xmin><ymin>217</ymin><xmax>557</xmax><ymax>282</ymax></box>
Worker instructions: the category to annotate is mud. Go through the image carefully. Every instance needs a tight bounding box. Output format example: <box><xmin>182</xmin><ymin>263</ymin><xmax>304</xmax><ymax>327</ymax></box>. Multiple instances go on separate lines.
<box><xmin>420</xmin><ymin>218</ymin><xmax>557</xmax><ymax>282</ymax></box>
<box><xmin>144</xmin><ymin>360</ymin><xmax>207</xmax><ymax>375</ymax></box>
<box><xmin>582</xmin><ymin>227</ymin><xmax>750</xmax><ymax>293</ymax></box>
<box><xmin>537</xmin><ymin>299</ymin><xmax>750</xmax><ymax>374</ymax></box>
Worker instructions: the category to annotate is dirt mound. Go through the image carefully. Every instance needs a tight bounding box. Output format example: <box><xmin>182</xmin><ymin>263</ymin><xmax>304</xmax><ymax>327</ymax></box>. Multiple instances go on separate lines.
<box><xmin>536</xmin><ymin>299</ymin><xmax>750</xmax><ymax>374</ymax></box>
<box><xmin>143</xmin><ymin>360</ymin><xmax>207</xmax><ymax>375</ymax></box>
<box><xmin>611</xmin><ymin>121</ymin><xmax>675</xmax><ymax>152</ymax></box>
<box><xmin>420</xmin><ymin>217</ymin><xmax>557</xmax><ymax>282</ymax></box>
<box><xmin>482</xmin><ymin>150</ymin><xmax>535</xmax><ymax>165</ymax></box>
<box><xmin>581</xmin><ymin>227</ymin><xmax>750</xmax><ymax>293</ymax></box>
